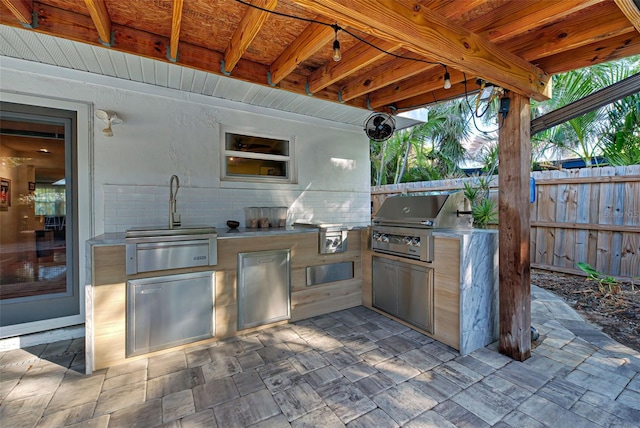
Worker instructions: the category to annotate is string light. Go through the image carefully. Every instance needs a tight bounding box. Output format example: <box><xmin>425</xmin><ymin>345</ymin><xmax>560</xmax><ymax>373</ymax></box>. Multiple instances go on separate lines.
<box><xmin>331</xmin><ymin>25</ymin><xmax>342</xmax><ymax>62</ymax></box>
<box><xmin>443</xmin><ymin>66</ymin><xmax>452</xmax><ymax>89</ymax></box>
<box><xmin>234</xmin><ymin>0</ymin><xmax>453</xmax><ymax>99</ymax></box>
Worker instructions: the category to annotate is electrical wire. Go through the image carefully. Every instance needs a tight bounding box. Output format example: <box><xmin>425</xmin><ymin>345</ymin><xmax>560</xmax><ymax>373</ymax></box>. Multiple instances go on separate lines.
<box><xmin>462</xmin><ymin>72</ymin><xmax>506</xmax><ymax>134</ymax></box>
<box><xmin>234</xmin><ymin>0</ymin><xmax>446</xmax><ymax>69</ymax></box>
<box><xmin>235</xmin><ymin>0</ymin><xmax>505</xmax><ymax>123</ymax></box>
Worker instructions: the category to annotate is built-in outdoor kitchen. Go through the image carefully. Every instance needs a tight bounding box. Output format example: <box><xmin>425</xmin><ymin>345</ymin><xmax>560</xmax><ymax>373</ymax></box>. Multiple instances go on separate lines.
<box><xmin>86</xmin><ymin>183</ymin><xmax>498</xmax><ymax>372</ymax></box>
<box><xmin>86</xmin><ymin>211</ymin><xmax>366</xmax><ymax>372</ymax></box>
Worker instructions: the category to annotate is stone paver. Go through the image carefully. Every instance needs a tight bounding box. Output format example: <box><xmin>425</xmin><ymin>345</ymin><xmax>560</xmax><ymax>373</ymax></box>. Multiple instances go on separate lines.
<box><xmin>147</xmin><ymin>350</ymin><xmax>186</xmax><ymax>379</ymax></box>
<box><xmin>214</xmin><ymin>388</ymin><xmax>281</xmax><ymax>427</ymax></box>
<box><xmin>1</xmin><ymin>286</ymin><xmax>639</xmax><ymax>427</ymax></box>
<box><xmin>162</xmin><ymin>389</ymin><xmax>196</xmax><ymax>423</ymax></box>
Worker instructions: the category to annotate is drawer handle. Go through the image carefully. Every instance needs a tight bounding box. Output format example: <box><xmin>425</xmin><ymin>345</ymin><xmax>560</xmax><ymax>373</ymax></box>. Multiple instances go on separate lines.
<box><xmin>258</xmin><ymin>259</ymin><xmax>273</xmax><ymax>264</ymax></box>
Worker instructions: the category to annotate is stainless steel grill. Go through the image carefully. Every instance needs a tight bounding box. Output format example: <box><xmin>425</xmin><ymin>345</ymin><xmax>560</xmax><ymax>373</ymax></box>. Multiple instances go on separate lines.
<box><xmin>371</xmin><ymin>191</ymin><xmax>471</xmax><ymax>262</ymax></box>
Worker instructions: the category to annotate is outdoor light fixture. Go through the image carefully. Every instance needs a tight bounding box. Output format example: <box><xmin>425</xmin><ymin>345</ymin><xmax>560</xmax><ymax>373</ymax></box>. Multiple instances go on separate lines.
<box><xmin>332</xmin><ymin>25</ymin><xmax>342</xmax><ymax>62</ymax></box>
<box><xmin>94</xmin><ymin>109</ymin><xmax>123</xmax><ymax>137</ymax></box>
<box><xmin>443</xmin><ymin>69</ymin><xmax>452</xmax><ymax>89</ymax></box>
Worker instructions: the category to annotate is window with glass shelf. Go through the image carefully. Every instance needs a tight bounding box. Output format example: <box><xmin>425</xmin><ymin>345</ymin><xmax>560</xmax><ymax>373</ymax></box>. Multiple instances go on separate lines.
<box><xmin>223</xmin><ymin>132</ymin><xmax>294</xmax><ymax>183</ymax></box>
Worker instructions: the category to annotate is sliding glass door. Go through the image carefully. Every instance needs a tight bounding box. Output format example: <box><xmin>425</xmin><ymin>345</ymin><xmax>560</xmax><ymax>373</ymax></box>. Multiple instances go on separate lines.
<box><xmin>0</xmin><ymin>103</ymin><xmax>79</xmax><ymax>331</ymax></box>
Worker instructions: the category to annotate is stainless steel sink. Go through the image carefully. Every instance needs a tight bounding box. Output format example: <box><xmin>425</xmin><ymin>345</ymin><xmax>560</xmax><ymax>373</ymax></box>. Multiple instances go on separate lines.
<box><xmin>125</xmin><ymin>225</ymin><xmax>217</xmax><ymax>238</ymax></box>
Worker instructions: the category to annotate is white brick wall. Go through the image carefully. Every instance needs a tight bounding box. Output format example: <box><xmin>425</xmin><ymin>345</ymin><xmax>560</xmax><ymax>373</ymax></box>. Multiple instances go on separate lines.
<box><xmin>103</xmin><ymin>184</ymin><xmax>370</xmax><ymax>232</ymax></box>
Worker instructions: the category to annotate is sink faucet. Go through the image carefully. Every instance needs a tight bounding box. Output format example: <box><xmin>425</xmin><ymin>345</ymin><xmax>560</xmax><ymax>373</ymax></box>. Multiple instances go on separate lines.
<box><xmin>169</xmin><ymin>175</ymin><xmax>180</xmax><ymax>229</ymax></box>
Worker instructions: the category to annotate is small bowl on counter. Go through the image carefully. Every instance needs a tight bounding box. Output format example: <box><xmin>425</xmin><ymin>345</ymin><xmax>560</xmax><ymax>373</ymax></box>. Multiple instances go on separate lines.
<box><xmin>226</xmin><ymin>220</ymin><xmax>240</xmax><ymax>229</ymax></box>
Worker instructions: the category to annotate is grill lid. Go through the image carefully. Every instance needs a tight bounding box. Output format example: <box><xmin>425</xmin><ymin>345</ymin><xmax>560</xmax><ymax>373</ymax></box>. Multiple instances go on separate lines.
<box><xmin>373</xmin><ymin>190</ymin><xmax>472</xmax><ymax>228</ymax></box>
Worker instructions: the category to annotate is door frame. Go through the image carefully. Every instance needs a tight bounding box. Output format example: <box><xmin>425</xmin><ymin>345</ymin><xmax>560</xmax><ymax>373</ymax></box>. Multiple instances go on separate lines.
<box><xmin>0</xmin><ymin>91</ymin><xmax>92</xmax><ymax>338</ymax></box>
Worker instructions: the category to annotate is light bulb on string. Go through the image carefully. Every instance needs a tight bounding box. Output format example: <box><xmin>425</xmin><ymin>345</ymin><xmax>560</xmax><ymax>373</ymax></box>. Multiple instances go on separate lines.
<box><xmin>332</xmin><ymin>26</ymin><xmax>342</xmax><ymax>62</ymax></box>
<box><xmin>443</xmin><ymin>67</ymin><xmax>452</xmax><ymax>89</ymax></box>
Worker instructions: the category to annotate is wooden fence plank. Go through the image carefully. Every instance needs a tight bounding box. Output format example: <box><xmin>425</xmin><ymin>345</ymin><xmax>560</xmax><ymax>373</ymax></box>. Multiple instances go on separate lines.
<box><xmin>587</xmin><ymin>167</ymin><xmax>602</xmax><ymax>270</ymax></box>
<box><xmin>565</xmin><ymin>180</ymin><xmax>579</xmax><ymax>269</ymax></box>
<box><xmin>610</xmin><ymin>180</ymin><xmax>626</xmax><ymax>275</ymax></box>
<box><xmin>530</xmin><ymin>222</ymin><xmax>640</xmax><ymax>233</ymax></box>
<box><xmin>574</xmin><ymin>168</ymin><xmax>591</xmax><ymax>267</ymax></box>
<box><xmin>553</xmin><ymin>172</ymin><xmax>569</xmax><ymax>268</ymax></box>
<box><xmin>596</xmin><ymin>168</ymin><xmax>615</xmax><ymax>273</ymax></box>
<box><xmin>534</xmin><ymin>175</ymin><xmax>640</xmax><ymax>184</ymax></box>
<box><xmin>620</xmin><ymin>233</ymin><xmax>640</xmax><ymax>277</ymax></box>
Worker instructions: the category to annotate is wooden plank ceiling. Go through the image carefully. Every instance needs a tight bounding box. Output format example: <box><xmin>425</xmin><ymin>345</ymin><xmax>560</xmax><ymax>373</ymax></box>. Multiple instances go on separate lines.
<box><xmin>1</xmin><ymin>0</ymin><xmax>640</xmax><ymax>115</ymax></box>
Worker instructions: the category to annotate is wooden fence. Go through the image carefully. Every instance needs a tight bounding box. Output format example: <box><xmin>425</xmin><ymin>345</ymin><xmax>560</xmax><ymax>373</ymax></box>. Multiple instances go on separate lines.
<box><xmin>371</xmin><ymin>165</ymin><xmax>640</xmax><ymax>280</ymax></box>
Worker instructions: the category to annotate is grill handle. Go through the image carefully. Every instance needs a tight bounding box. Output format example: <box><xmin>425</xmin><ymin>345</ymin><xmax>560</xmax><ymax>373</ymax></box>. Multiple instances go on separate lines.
<box><xmin>457</xmin><ymin>210</ymin><xmax>473</xmax><ymax>216</ymax></box>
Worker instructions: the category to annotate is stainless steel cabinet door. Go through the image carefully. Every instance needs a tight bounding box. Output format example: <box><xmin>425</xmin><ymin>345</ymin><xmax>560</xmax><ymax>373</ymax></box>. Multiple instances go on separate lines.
<box><xmin>127</xmin><ymin>271</ymin><xmax>215</xmax><ymax>357</ymax></box>
<box><xmin>238</xmin><ymin>249</ymin><xmax>291</xmax><ymax>329</ymax></box>
<box><xmin>397</xmin><ymin>263</ymin><xmax>434</xmax><ymax>332</ymax></box>
<box><xmin>372</xmin><ymin>257</ymin><xmax>398</xmax><ymax>315</ymax></box>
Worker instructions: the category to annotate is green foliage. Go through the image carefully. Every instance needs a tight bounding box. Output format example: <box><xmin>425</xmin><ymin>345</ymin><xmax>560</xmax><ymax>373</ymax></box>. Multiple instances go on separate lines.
<box><xmin>462</xmin><ymin>145</ymin><xmax>497</xmax><ymax>228</ymax></box>
<box><xmin>531</xmin><ymin>68</ymin><xmax>608</xmax><ymax>164</ymax></box>
<box><xmin>463</xmin><ymin>178</ymin><xmax>496</xmax><ymax>228</ymax></box>
<box><xmin>463</xmin><ymin>181</ymin><xmax>481</xmax><ymax>204</ymax></box>
<box><xmin>471</xmin><ymin>198</ymin><xmax>497</xmax><ymax>228</ymax></box>
<box><xmin>600</xmin><ymin>92</ymin><xmax>640</xmax><ymax>166</ymax></box>
<box><xmin>576</xmin><ymin>262</ymin><xmax>621</xmax><ymax>295</ymax></box>
<box><xmin>601</xmin><ymin>132</ymin><xmax>640</xmax><ymax>166</ymax></box>
<box><xmin>372</xmin><ymin>57</ymin><xmax>640</xmax><ymax>188</ymax></box>
<box><xmin>531</xmin><ymin>56</ymin><xmax>640</xmax><ymax>167</ymax></box>
<box><xmin>370</xmin><ymin>99</ymin><xmax>470</xmax><ymax>186</ymax></box>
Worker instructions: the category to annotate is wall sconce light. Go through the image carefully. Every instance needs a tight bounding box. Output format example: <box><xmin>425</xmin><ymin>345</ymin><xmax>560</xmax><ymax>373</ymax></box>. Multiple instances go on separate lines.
<box><xmin>95</xmin><ymin>109</ymin><xmax>123</xmax><ymax>137</ymax></box>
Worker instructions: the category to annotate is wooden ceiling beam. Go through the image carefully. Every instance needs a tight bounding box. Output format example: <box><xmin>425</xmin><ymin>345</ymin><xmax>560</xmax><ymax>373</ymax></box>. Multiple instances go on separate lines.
<box><xmin>84</xmin><ymin>0</ymin><xmax>112</xmax><ymax>46</ymax></box>
<box><xmin>291</xmin><ymin>0</ymin><xmax>551</xmax><ymax>101</ymax></box>
<box><xmin>268</xmin><ymin>19</ymin><xmax>334</xmax><ymax>86</ymax></box>
<box><xmin>615</xmin><ymin>0</ymin><xmax>640</xmax><ymax>34</ymax></box>
<box><xmin>1</xmin><ymin>0</ymin><xmax>33</xmax><ymax>27</ymax></box>
<box><xmin>360</xmin><ymin>1</ymin><xmax>627</xmax><ymax>110</ymax></box>
<box><xmin>368</xmin><ymin>68</ymin><xmax>467</xmax><ymax>109</ymax></box>
<box><xmin>313</xmin><ymin>0</ymin><xmax>599</xmax><ymax>107</ymax></box>
<box><xmin>0</xmin><ymin>3</ymin><xmax>368</xmax><ymax>110</ymax></box>
<box><xmin>394</xmin><ymin>19</ymin><xmax>640</xmax><ymax>106</ymax></box>
<box><xmin>505</xmin><ymin>1</ymin><xmax>634</xmax><ymax>62</ymax></box>
<box><xmin>469</xmin><ymin>0</ymin><xmax>602</xmax><ymax>44</ymax></box>
<box><xmin>535</xmin><ymin>32</ymin><xmax>640</xmax><ymax>75</ymax></box>
<box><xmin>340</xmin><ymin>58</ymin><xmax>431</xmax><ymax>103</ymax></box>
<box><xmin>306</xmin><ymin>35</ymin><xmax>400</xmax><ymax>95</ymax></box>
<box><xmin>335</xmin><ymin>0</ymin><xmax>483</xmax><ymax>104</ymax></box>
<box><xmin>223</xmin><ymin>0</ymin><xmax>278</xmax><ymax>74</ymax></box>
<box><xmin>393</xmin><ymin>80</ymin><xmax>478</xmax><ymax>111</ymax></box>
<box><xmin>167</xmin><ymin>0</ymin><xmax>184</xmax><ymax>61</ymax></box>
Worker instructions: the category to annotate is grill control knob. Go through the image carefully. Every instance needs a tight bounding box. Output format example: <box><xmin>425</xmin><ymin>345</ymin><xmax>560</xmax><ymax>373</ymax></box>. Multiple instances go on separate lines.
<box><xmin>412</xmin><ymin>237</ymin><xmax>421</xmax><ymax>246</ymax></box>
<box><xmin>404</xmin><ymin>236</ymin><xmax>412</xmax><ymax>245</ymax></box>
<box><xmin>373</xmin><ymin>232</ymin><xmax>381</xmax><ymax>241</ymax></box>
<box><xmin>381</xmin><ymin>234</ymin><xmax>389</xmax><ymax>242</ymax></box>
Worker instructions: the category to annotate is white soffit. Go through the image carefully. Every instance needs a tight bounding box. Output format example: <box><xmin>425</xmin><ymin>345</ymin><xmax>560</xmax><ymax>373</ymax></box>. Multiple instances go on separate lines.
<box><xmin>0</xmin><ymin>25</ymin><xmax>422</xmax><ymax>130</ymax></box>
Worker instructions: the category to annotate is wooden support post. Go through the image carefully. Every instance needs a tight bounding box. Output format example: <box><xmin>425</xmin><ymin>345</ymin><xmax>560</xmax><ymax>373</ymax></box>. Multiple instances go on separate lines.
<box><xmin>498</xmin><ymin>92</ymin><xmax>531</xmax><ymax>361</ymax></box>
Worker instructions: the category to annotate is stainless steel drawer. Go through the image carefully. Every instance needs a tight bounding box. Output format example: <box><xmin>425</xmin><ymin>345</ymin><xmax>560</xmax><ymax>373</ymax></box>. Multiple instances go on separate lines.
<box><xmin>126</xmin><ymin>235</ymin><xmax>217</xmax><ymax>275</ymax></box>
<box><xmin>306</xmin><ymin>261</ymin><xmax>354</xmax><ymax>286</ymax></box>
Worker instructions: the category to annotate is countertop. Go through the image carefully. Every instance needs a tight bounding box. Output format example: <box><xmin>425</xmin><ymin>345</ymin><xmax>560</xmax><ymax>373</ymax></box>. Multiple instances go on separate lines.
<box><xmin>432</xmin><ymin>228</ymin><xmax>498</xmax><ymax>238</ymax></box>
<box><xmin>87</xmin><ymin>223</ymin><xmax>371</xmax><ymax>245</ymax></box>
<box><xmin>86</xmin><ymin>224</ymin><xmax>495</xmax><ymax>245</ymax></box>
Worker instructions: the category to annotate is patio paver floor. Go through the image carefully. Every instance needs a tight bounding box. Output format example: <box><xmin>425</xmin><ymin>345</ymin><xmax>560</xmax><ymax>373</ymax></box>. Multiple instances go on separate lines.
<box><xmin>1</xmin><ymin>285</ymin><xmax>639</xmax><ymax>427</ymax></box>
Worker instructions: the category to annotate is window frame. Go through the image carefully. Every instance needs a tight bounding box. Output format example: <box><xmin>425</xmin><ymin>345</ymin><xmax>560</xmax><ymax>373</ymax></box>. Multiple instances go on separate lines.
<box><xmin>221</xmin><ymin>129</ymin><xmax>297</xmax><ymax>184</ymax></box>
